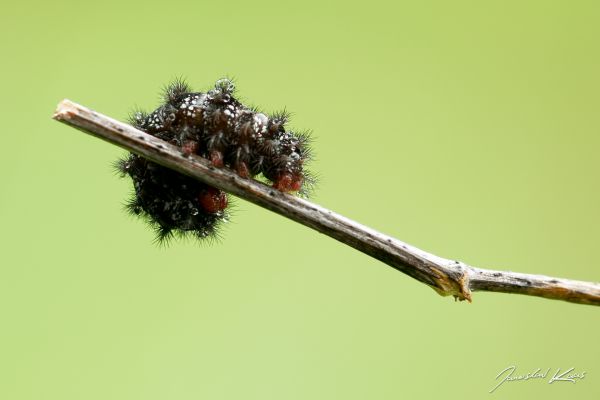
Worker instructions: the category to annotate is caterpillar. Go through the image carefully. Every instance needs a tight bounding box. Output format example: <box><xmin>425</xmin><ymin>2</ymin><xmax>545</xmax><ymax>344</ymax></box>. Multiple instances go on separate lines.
<box><xmin>115</xmin><ymin>78</ymin><xmax>314</xmax><ymax>244</ymax></box>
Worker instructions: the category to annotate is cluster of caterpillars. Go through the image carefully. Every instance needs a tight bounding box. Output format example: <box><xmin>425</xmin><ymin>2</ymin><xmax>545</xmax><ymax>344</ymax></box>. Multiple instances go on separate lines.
<box><xmin>116</xmin><ymin>78</ymin><xmax>314</xmax><ymax>243</ymax></box>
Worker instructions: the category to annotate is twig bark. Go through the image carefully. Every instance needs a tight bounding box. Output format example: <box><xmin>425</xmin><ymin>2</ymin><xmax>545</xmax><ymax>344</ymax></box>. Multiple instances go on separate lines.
<box><xmin>53</xmin><ymin>99</ymin><xmax>600</xmax><ymax>306</ymax></box>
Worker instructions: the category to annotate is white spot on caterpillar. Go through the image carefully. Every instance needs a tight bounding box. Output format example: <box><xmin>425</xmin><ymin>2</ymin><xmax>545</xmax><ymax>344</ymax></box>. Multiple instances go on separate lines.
<box><xmin>254</xmin><ymin>113</ymin><xmax>268</xmax><ymax>126</ymax></box>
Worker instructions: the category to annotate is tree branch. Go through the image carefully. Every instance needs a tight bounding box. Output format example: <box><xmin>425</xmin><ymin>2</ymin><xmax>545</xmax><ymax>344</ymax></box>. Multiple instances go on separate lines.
<box><xmin>52</xmin><ymin>99</ymin><xmax>600</xmax><ymax>306</ymax></box>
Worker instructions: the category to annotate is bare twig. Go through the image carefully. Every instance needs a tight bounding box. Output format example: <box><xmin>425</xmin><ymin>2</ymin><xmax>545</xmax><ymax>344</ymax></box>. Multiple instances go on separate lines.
<box><xmin>53</xmin><ymin>99</ymin><xmax>600</xmax><ymax>306</ymax></box>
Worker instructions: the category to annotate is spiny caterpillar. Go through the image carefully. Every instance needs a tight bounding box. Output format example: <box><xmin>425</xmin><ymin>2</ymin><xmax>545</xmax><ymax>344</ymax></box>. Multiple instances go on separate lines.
<box><xmin>116</xmin><ymin>78</ymin><xmax>314</xmax><ymax>244</ymax></box>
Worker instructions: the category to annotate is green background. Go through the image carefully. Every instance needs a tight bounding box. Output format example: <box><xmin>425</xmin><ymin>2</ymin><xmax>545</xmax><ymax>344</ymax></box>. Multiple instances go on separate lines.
<box><xmin>1</xmin><ymin>0</ymin><xmax>599</xmax><ymax>398</ymax></box>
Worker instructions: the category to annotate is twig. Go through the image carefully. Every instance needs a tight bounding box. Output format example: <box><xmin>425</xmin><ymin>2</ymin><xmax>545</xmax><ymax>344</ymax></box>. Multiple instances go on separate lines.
<box><xmin>53</xmin><ymin>99</ymin><xmax>600</xmax><ymax>306</ymax></box>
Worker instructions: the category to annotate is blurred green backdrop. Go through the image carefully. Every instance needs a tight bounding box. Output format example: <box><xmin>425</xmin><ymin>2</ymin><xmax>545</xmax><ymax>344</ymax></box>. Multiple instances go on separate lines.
<box><xmin>1</xmin><ymin>0</ymin><xmax>599</xmax><ymax>398</ymax></box>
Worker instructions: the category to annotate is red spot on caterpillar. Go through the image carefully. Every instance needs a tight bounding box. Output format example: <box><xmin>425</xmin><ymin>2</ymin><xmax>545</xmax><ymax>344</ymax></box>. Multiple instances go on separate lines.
<box><xmin>273</xmin><ymin>173</ymin><xmax>303</xmax><ymax>192</ymax></box>
<box><xmin>198</xmin><ymin>187</ymin><xmax>228</xmax><ymax>213</ymax></box>
<box><xmin>210</xmin><ymin>150</ymin><xmax>224</xmax><ymax>167</ymax></box>
<box><xmin>235</xmin><ymin>161</ymin><xmax>250</xmax><ymax>178</ymax></box>
<box><xmin>182</xmin><ymin>140</ymin><xmax>199</xmax><ymax>155</ymax></box>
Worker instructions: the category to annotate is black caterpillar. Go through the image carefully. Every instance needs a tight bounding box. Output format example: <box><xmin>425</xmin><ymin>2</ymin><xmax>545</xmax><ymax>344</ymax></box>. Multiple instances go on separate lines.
<box><xmin>116</xmin><ymin>78</ymin><xmax>314</xmax><ymax>243</ymax></box>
